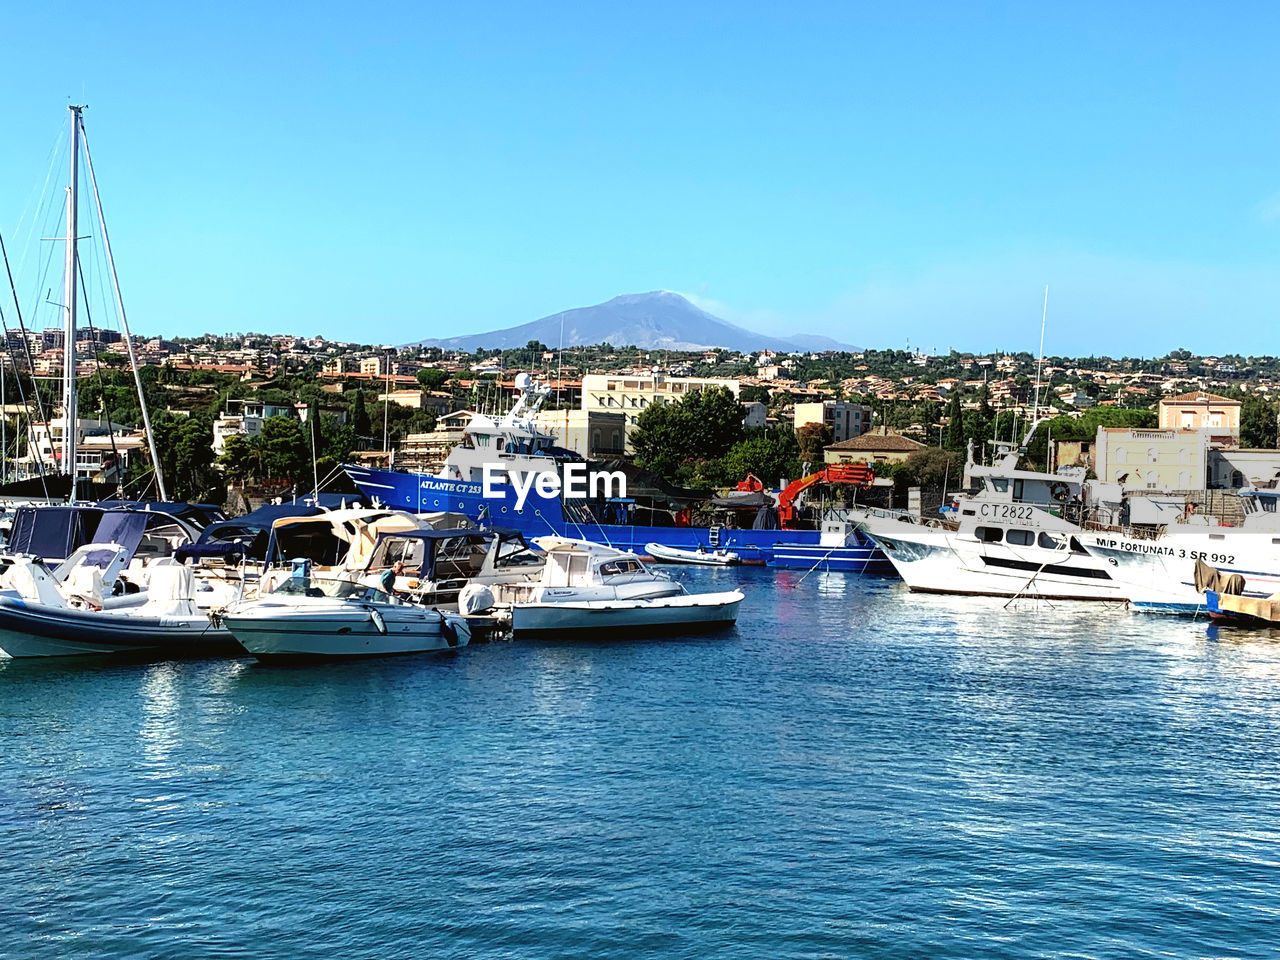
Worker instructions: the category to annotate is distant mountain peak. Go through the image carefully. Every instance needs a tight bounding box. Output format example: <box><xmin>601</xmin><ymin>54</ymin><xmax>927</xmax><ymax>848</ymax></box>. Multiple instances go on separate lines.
<box><xmin>409</xmin><ymin>291</ymin><xmax>857</xmax><ymax>353</ymax></box>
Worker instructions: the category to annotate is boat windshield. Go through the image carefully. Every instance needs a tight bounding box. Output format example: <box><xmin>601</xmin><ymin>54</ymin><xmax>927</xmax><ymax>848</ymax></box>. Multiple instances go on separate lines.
<box><xmin>271</xmin><ymin>577</ymin><xmax>392</xmax><ymax>603</ymax></box>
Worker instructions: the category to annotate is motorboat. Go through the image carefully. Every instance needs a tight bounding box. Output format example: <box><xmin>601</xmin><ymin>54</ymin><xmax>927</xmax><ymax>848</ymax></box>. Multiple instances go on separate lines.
<box><xmin>645</xmin><ymin>542</ymin><xmax>741</xmax><ymax>566</ymax></box>
<box><xmin>222</xmin><ymin>573</ymin><xmax>471</xmax><ymax>662</ymax></box>
<box><xmin>494</xmin><ymin>538</ymin><xmax>743</xmax><ymax>637</ymax></box>
<box><xmin>0</xmin><ymin>558</ymin><xmax>234</xmax><ymax>658</ymax></box>
<box><xmin>362</xmin><ymin>526</ymin><xmax>545</xmax><ymax>606</ymax></box>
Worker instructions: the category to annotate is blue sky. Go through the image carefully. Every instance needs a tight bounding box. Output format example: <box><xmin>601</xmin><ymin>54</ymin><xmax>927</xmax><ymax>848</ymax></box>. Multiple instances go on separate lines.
<box><xmin>4</xmin><ymin>2</ymin><xmax>1279</xmax><ymax>355</ymax></box>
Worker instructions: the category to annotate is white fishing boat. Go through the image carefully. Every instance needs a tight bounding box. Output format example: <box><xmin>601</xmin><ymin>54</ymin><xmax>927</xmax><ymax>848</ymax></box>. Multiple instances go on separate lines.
<box><xmin>495</xmin><ymin>539</ymin><xmax>743</xmax><ymax>636</ymax></box>
<box><xmin>1081</xmin><ymin>488</ymin><xmax>1280</xmax><ymax>614</ymax></box>
<box><xmin>857</xmin><ymin>437</ymin><xmax>1122</xmax><ymax>601</ymax></box>
<box><xmin>644</xmin><ymin>542</ymin><xmax>741</xmax><ymax>565</ymax></box>
<box><xmin>222</xmin><ymin>575</ymin><xmax>471</xmax><ymax>662</ymax></box>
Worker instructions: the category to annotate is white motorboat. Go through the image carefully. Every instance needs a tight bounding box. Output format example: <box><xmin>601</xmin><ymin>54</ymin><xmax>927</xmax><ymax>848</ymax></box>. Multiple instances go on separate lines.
<box><xmin>495</xmin><ymin>538</ymin><xmax>743</xmax><ymax>636</ymax></box>
<box><xmin>644</xmin><ymin>542</ymin><xmax>741</xmax><ymax>566</ymax></box>
<box><xmin>222</xmin><ymin>575</ymin><xmax>471</xmax><ymax>662</ymax></box>
<box><xmin>0</xmin><ymin>559</ymin><xmax>235</xmax><ymax>658</ymax></box>
<box><xmin>512</xmin><ymin>591</ymin><xmax>744</xmax><ymax>636</ymax></box>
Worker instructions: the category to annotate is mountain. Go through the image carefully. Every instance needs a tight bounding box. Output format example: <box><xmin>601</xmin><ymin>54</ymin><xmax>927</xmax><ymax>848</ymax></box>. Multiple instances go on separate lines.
<box><xmin>408</xmin><ymin>291</ymin><xmax>857</xmax><ymax>353</ymax></box>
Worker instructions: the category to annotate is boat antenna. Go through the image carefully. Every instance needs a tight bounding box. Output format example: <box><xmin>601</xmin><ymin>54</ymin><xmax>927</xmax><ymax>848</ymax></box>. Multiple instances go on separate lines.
<box><xmin>78</xmin><ymin>109</ymin><xmax>169</xmax><ymax>501</ymax></box>
<box><xmin>1021</xmin><ymin>285</ymin><xmax>1048</xmax><ymax>450</ymax></box>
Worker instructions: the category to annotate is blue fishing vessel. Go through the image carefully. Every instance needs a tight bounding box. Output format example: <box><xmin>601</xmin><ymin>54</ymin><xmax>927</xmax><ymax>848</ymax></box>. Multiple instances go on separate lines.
<box><xmin>344</xmin><ymin>375</ymin><xmax>889</xmax><ymax>568</ymax></box>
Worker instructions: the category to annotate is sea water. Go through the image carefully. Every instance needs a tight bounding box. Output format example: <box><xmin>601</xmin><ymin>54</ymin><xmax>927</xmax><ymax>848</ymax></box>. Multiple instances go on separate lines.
<box><xmin>3</xmin><ymin>567</ymin><xmax>1279</xmax><ymax>959</ymax></box>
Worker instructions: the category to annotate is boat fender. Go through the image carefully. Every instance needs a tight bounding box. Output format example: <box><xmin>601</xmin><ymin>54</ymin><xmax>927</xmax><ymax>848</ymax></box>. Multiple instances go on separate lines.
<box><xmin>369</xmin><ymin>608</ymin><xmax>388</xmax><ymax>634</ymax></box>
<box><xmin>440</xmin><ymin>613</ymin><xmax>460</xmax><ymax>648</ymax></box>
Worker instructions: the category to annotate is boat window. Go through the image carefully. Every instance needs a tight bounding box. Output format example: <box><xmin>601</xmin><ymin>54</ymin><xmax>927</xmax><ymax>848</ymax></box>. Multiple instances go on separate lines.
<box><xmin>1038</xmin><ymin>532</ymin><xmax>1064</xmax><ymax>549</ymax></box>
<box><xmin>1005</xmin><ymin>529</ymin><xmax>1033</xmax><ymax>546</ymax></box>
<box><xmin>599</xmin><ymin>558</ymin><xmax>642</xmax><ymax>576</ymax></box>
<box><xmin>1068</xmin><ymin>536</ymin><xmax>1089</xmax><ymax>555</ymax></box>
<box><xmin>991</xmin><ymin>479</ymin><xmax>1009</xmax><ymax>493</ymax></box>
<box><xmin>1209</xmin><ymin>534</ymin><xmax>1224</xmax><ymax>541</ymax></box>
<box><xmin>975</xmin><ymin>526</ymin><xmax>1003</xmax><ymax>543</ymax></box>
<box><xmin>1012</xmin><ymin>479</ymin><xmax>1024</xmax><ymax>501</ymax></box>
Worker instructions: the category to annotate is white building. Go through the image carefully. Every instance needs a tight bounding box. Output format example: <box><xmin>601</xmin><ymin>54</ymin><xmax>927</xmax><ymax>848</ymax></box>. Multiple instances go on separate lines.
<box><xmin>580</xmin><ymin>372</ymin><xmax>741</xmax><ymax>450</ymax></box>
<box><xmin>792</xmin><ymin>401</ymin><xmax>872</xmax><ymax>444</ymax></box>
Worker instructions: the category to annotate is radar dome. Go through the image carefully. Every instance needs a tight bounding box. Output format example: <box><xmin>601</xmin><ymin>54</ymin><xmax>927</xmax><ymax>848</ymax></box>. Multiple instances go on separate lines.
<box><xmin>514</xmin><ymin>372</ymin><xmax>533</xmax><ymax>391</ymax></box>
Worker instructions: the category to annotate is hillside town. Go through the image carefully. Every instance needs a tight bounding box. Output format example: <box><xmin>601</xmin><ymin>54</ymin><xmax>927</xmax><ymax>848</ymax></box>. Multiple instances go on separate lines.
<box><xmin>4</xmin><ymin>325</ymin><xmax>1279</xmax><ymax>507</ymax></box>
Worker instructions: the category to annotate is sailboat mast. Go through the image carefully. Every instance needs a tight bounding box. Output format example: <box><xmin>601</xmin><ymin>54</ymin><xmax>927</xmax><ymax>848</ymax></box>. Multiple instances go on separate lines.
<box><xmin>62</xmin><ymin>105</ymin><xmax>82</xmax><ymax>489</ymax></box>
<box><xmin>78</xmin><ymin>112</ymin><xmax>169</xmax><ymax>501</ymax></box>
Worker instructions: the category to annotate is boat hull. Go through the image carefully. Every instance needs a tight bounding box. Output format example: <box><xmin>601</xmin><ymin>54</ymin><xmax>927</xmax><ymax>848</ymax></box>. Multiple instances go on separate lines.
<box><xmin>766</xmin><ymin>540</ymin><xmax>895</xmax><ymax>574</ymax></box>
<box><xmin>511</xmin><ymin>590</ymin><xmax>743</xmax><ymax>637</ymax></box>
<box><xmin>0</xmin><ymin>597</ymin><xmax>235</xmax><ymax>659</ymax></box>
<box><xmin>862</xmin><ymin>524</ymin><xmax>1123</xmax><ymax>601</ymax></box>
<box><xmin>225</xmin><ymin>603</ymin><xmax>470</xmax><ymax>661</ymax></box>
<box><xmin>1082</xmin><ymin>533</ymin><xmax>1280</xmax><ymax>610</ymax></box>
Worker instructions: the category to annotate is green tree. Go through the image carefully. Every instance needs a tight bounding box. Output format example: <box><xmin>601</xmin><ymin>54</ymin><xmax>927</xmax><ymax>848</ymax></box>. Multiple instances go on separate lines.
<box><xmin>351</xmin><ymin>391</ymin><xmax>371</xmax><ymax>439</ymax></box>
<box><xmin>721</xmin><ymin>428</ymin><xmax>802</xmax><ymax>486</ymax></box>
<box><xmin>943</xmin><ymin>390</ymin><xmax>964</xmax><ymax>450</ymax></box>
<box><xmin>796</xmin><ymin>422</ymin><xmax>832</xmax><ymax>463</ymax></box>
<box><xmin>1241</xmin><ymin>394</ymin><xmax>1279</xmax><ymax>448</ymax></box>
<box><xmin>739</xmin><ymin>384</ymin><xmax>770</xmax><ymax>404</ymax></box>
<box><xmin>416</xmin><ymin>368</ymin><xmax>449</xmax><ymax>390</ymax></box>
<box><xmin>259</xmin><ymin>416</ymin><xmax>309</xmax><ymax>480</ymax></box>
<box><xmin>221</xmin><ymin>433</ymin><xmax>261</xmax><ymax>482</ymax></box>
<box><xmin>630</xmin><ymin>386</ymin><xmax>745</xmax><ymax>482</ymax></box>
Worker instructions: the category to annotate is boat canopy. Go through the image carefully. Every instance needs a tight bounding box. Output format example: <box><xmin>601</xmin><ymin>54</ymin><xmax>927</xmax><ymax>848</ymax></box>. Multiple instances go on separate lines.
<box><xmin>265</xmin><ymin>508</ymin><xmax>420</xmax><ymax>570</ymax></box>
<box><xmin>7</xmin><ymin>506</ymin><xmax>105</xmax><ymax>561</ymax></box>
<box><xmin>196</xmin><ymin>503</ymin><xmax>325</xmax><ymax>560</ymax></box>
<box><xmin>98</xmin><ymin>500</ymin><xmax>228</xmax><ymax>530</ymax></box>
<box><xmin>364</xmin><ymin>527</ymin><xmax>535</xmax><ymax>581</ymax></box>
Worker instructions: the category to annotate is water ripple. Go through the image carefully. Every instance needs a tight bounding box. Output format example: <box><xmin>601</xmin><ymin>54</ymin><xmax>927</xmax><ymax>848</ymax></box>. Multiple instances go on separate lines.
<box><xmin>3</xmin><ymin>567</ymin><xmax>1279</xmax><ymax>958</ymax></box>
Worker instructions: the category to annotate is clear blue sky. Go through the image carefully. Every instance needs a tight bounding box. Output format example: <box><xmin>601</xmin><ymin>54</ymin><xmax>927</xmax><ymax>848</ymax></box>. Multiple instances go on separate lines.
<box><xmin>4</xmin><ymin>1</ymin><xmax>1279</xmax><ymax>355</ymax></box>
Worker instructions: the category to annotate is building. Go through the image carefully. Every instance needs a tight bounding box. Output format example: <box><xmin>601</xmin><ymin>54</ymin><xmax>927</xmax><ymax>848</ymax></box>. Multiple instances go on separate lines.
<box><xmin>359</xmin><ymin>356</ymin><xmax>388</xmax><ymax>377</ymax></box>
<box><xmin>580</xmin><ymin>373</ymin><xmax>741</xmax><ymax>449</ymax></box>
<box><xmin>377</xmin><ymin>389</ymin><xmax>429</xmax><ymax>410</ymax></box>
<box><xmin>531</xmin><ymin>410</ymin><xmax>627</xmax><ymax>459</ymax></box>
<box><xmin>741</xmin><ymin>401</ymin><xmax>768</xmax><ymax>429</ymax></box>
<box><xmin>1093</xmin><ymin>427</ymin><xmax>1216</xmax><ymax>491</ymax></box>
<box><xmin>1157</xmin><ymin>391</ymin><xmax>1241</xmax><ymax>433</ymax></box>
<box><xmin>211</xmin><ymin>399</ymin><xmax>344</xmax><ymax>455</ymax></box>
<box><xmin>396</xmin><ymin>411</ymin><xmax>474</xmax><ymax>473</ymax></box>
<box><xmin>793</xmin><ymin>401</ymin><xmax>872</xmax><ymax>444</ymax></box>
<box><xmin>823</xmin><ymin>429</ymin><xmax>926</xmax><ymax>466</ymax></box>
<box><xmin>22</xmin><ymin>416</ymin><xmax>142</xmax><ymax>480</ymax></box>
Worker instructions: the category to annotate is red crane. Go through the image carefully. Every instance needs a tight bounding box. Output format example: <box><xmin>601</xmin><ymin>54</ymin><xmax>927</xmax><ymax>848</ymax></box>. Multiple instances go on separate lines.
<box><xmin>736</xmin><ymin>464</ymin><xmax>875</xmax><ymax>529</ymax></box>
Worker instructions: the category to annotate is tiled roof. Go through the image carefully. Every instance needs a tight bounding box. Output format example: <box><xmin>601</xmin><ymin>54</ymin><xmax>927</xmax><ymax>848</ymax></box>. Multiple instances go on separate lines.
<box><xmin>825</xmin><ymin>433</ymin><xmax>927</xmax><ymax>452</ymax></box>
<box><xmin>1160</xmin><ymin>391</ymin><xmax>1239</xmax><ymax>404</ymax></box>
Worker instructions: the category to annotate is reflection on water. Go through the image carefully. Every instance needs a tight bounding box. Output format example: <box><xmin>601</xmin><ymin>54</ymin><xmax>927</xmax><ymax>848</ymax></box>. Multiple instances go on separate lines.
<box><xmin>3</xmin><ymin>567</ymin><xmax>1280</xmax><ymax>959</ymax></box>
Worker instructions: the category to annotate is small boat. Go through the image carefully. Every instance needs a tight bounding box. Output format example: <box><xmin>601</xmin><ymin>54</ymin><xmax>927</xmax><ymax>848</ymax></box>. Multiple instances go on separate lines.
<box><xmin>765</xmin><ymin>521</ymin><xmax>894</xmax><ymax>574</ymax></box>
<box><xmin>512</xmin><ymin>591</ymin><xmax>744</xmax><ymax>636</ymax></box>
<box><xmin>222</xmin><ymin>575</ymin><xmax>471</xmax><ymax>662</ymax></box>
<box><xmin>497</xmin><ymin>539</ymin><xmax>743</xmax><ymax>637</ymax></box>
<box><xmin>0</xmin><ymin>558</ymin><xmax>234</xmax><ymax>658</ymax></box>
<box><xmin>644</xmin><ymin>542</ymin><xmax>741</xmax><ymax>566</ymax></box>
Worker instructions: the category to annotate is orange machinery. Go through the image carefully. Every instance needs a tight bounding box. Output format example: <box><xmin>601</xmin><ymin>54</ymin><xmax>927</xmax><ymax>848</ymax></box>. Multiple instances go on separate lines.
<box><xmin>736</xmin><ymin>464</ymin><xmax>875</xmax><ymax>529</ymax></box>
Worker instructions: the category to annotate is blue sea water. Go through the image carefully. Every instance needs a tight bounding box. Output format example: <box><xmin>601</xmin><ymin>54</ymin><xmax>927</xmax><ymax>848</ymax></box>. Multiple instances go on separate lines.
<box><xmin>3</xmin><ymin>567</ymin><xmax>1280</xmax><ymax>959</ymax></box>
